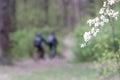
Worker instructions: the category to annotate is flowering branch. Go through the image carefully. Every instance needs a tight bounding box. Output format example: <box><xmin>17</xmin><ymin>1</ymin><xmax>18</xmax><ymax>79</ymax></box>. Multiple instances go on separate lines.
<box><xmin>81</xmin><ymin>0</ymin><xmax>119</xmax><ymax>48</ymax></box>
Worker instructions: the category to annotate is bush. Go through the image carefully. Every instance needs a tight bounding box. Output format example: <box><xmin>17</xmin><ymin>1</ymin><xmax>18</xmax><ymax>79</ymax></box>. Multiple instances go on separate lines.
<box><xmin>10</xmin><ymin>27</ymin><xmax>40</xmax><ymax>59</ymax></box>
<box><xmin>10</xmin><ymin>26</ymin><xmax>63</xmax><ymax>59</ymax></box>
<box><xmin>73</xmin><ymin>23</ymin><xmax>120</xmax><ymax>62</ymax></box>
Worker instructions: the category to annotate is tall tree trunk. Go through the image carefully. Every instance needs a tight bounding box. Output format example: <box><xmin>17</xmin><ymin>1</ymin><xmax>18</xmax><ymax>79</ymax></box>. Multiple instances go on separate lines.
<box><xmin>69</xmin><ymin>0</ymin><xmax>89</xmax><ymax>27</ymax></box>
<box><xmin>43</xmin><ymin>0</ymin><xmax>49</xmax><ymax>26</ymax></box>
<box><xmin>9</xmin><ymin>0</ymin><xmax>16</xmax><ymax>32</ymax></box>
<box><xmin>62</xmin><ymin>0</ymin><xmax>69</xmax><ymax>27</ymax></box>
<box><xmin>0</xmin><ymin>0</ymin><xmax>12</xmax><ymax>64</ymax></box>
<box><xmin>23</xmin><ymin>0</ymin><xmax>28</xmax><ymax>3</ymax></box>
<box><xmin>71</xmin><ymin>0</ymin><xmax>80</xmax><ymax>24</ymax></box>
<box><xmin>54</xmin><ymin>0</ymin><xmax>89</xmax><ymax>28</ymax></box>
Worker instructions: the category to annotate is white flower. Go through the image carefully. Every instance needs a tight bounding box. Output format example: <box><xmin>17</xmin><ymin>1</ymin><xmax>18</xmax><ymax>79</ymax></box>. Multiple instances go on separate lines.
<box><xmin>91</xmin><ymin>28</ymin><xmax>100</xmax><ymax>36</ymax></box>
<box><xmin>93</xmin><ymin>28</ymin><xmax>100</xmax><ymax>36</ymax></box>
<box><xmin>108</xmin><ymin>0</ymin><xmax>116</xmax><ymax>5</ymax></box>
<box><xmin>112</xmin><ymin>11</ymin><xmax>119</xmax><ymax>20</ymax></box>
<box><xmin>91</xmin><ymin>27</ymin><xmax>95</xmax><ymax>34</ymax></box>
<box><xmin>104</xmin><ymin>18</ymin><xmax>109</xmax><ymax>23</ymax></box>
<box><xmin>81</xmin><ymin>0</ymin><xmax>119</xmax><ymax>48</ymax></box>
<box><xmin>87</xmin><ymin>19</ymin><xmax>93</xmax><ymax>26</ymax></box>
<box><xmin>113</xmin><ymin>12</ymin><xmax>119</xmax><ymax>17</ymax></box>
<box><xmin>115</xmin><ymin>17</ymin><xmax>118</xmax><ymax>20</ymax></box>
<box><xmin>110</xmin><ymin>9</ymin><xmax>114</xmax><ymax>16</ymax></box>
<box><xmin>95</xmin><ymin>17</ymin><xmax>100</xmax><ymax>22</ymax></box>
<box><xmin>83</xmin><ymin>32</ymin><xmax>91</xmax><ymax>42</ymax></box>
<box><xmin>94</xmin><ymin>22</ymin><xmax>99</xmax><ymax>27</ymax></box>
<box><xmin>99</xmin><ymin>22</ymin><xmax>104</xmax><ymax>26</ymax></box>
<box><xmin>81</xmin><ymin>43</ymin><xmax>86</xmax><ymax>48</ymax></box>
<box><xmin>100</xmin><ymin>15</ymin><xmax>106</xmax><ymax>20</ymax></box>
<box><xmin>103</xmin><ymin>1</ymin><xmax>107</xmax><ymax>7</ymax></box>
<box><xmin>100</xmin><ymin>15</ymin><xmax>109</xmax><ymax>23</ymax></box>
<box><xmin>99</xmin><ymin>8</ymin><xmax>105</xmax><ymax>14</ymax></box>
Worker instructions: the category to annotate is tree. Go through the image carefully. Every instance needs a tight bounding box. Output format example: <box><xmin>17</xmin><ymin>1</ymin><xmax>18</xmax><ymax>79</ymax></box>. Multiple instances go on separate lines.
<box><xmin>62</xmin><ymin>0</ymin><xmax>69</xmax><ymax>27</ymax></box>
<box><xmin>55</xmin><ymin>0</ymin><xmax>89</xmax><ymax>28</ymax></box>
<box><xmin>0</xmin><ymin>0</ymin><xmax>12</xmax><ymax>64</ymax></box>
<box><xmin>9</xmin><ymin>0</ymin><xmax>16</xmax><ymax>32</ymax></box>
<box><xmin>43</xmin><ymin>0</ymin><xmax>49</xmax><ymax>26</ymax></box>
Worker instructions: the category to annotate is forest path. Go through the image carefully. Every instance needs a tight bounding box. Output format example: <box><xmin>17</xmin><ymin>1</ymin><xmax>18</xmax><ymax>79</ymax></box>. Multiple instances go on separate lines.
<box><xmin>0</xmin><ymin>37</ymin><xmax>93</xmax><ymax>80</ymax></box>
<box><xmin>0</xmin><ymin>58</ymin><xmax>93</xmax><ymax>80</ymax></box>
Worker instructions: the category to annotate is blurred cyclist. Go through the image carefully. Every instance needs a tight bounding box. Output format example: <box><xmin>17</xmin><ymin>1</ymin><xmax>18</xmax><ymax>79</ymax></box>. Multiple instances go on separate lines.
<box><xmin>34</xmin><ymin>33</ymin><xmax>46</xmax><ymax>59</ymax></box>
<box><xmin>47</xmin><ymin>32</ymin><xmax>58</xmax><ymax>58</ymax></box>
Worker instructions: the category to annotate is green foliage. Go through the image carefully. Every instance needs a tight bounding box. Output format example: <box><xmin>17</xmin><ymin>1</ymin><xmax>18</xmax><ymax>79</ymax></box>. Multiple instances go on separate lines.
<box><xmin>73</xmin><ymin>17</ymin><xmax>120</xmax><ymax>62</ymax></box>
<box><xmin>73</xmin><ymin>2</ymin><xmax>120</xmax><ymax>78</ymax></box>
<box><xmin>10</xmin><ymin>26</ymin><xmax>62</xmax><ymax>59</ymax></box>
<box><xmin>73</xmin><ymin>1</ymin><xmax>120</xmax><ymax>62</ymax></box>
<box><xmin>17</xmin><ymin>0</ymin><xmax>61</xmax><ymax>29</ymax></box>
<box><xmin>10</xmin><ymin>27</ymin><xmax>39</xmax><ymax>59</ymax></box>
<box><xmin>13</xmin><ymin>68</ymin><xmax>96</xmax><ymax>80</ymax></box>
<box><xmin>97</xmin><ymin>51</ymin><xmax>120</xmax><ymax>75</ymax></box>
<box><xmin>13</xmin><ymin>0</ymin><xmax>63</xmax><ymax>59</ymax></box>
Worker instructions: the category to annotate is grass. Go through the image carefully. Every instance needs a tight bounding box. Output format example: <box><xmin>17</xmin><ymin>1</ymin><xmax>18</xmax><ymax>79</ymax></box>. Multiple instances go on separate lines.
<box><xmin>12</xmin><ymin>68</ymin><xmax>97</xmax><ymax>80</ymax></box>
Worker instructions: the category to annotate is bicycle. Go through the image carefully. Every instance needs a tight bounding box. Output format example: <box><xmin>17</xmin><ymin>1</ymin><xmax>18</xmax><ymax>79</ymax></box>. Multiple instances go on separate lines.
<box><xmin>49</xmin><ymin>46</ymin><xmax>56</xmax><ymax>59</ymax></box>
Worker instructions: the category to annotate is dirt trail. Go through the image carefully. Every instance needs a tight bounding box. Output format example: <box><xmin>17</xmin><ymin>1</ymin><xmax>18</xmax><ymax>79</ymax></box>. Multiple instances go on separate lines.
<box><xmin>0</xmin><ymin>37</ymin><xmax>75</xmax><ymax>73</ymax></box>
<box><xmin>61</xmin><ymin>37</ymin><xmax>75</xmax><ymax>60</ymax></box>
<box><xmin>0</xmin><ymin>37</ymin><xmax>93</xmax><ymax>80</ymax></box>
<box><xmin>0</xmin><ymin>58</ymin><xmax>93</xmax><ymax>80</ymax></box>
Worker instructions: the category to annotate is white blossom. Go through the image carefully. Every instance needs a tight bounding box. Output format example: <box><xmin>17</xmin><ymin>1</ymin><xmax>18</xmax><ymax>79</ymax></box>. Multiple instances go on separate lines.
<box><xmin>113</xmin><ymin>12</ymin><xmax>119</xmax><ymax>17</ymax></box>
<box><xmin>91</xmin><ymin>27</ymin><xmax>95</xmax><ymax>34</ymax></box>
<box><xmin>94</xmin><ymin>22</ymin><xmax>99</xmax><ymax>27</ymax></box>
<box><xmin>81</xmin><ymin>43</ymin><xmax>86</xmax><ymax>48</ymax></box>
<box><xmin>108</xmin><ymin>0</ymin><xmax>116</xmax><ymax>5</ymax></box>
<box><xmin>99</xmin><ymin>22</ymin><xmax>104</xmax><ymax>26</ymax></box>
<box><xmin>115</xmin><ymin>16</ymin><xmax>118</xmax><ymax>20</ymax></box>
<box><xmin>93</xmin><ymin>28</ymin><xmax>100</xmax><ymax>36</ymax></box>
<box><xmin>87</xmin><ymin>19</ymin><xmax>94</xmax><ymax>26</ymax></box>
<box><xmin>100</xmin><ymin>15</ymin><xmax>109</xmax><ymax>23</ymax></box>
<box><xmin>99</xmin><ymin>8</ymin><xmax>105</xmax><ymax>14</ymax></box>
<box><xmin>91</xmin><ymin>28</ymin><xmax>100</xmax><ymax>37</ymax></box>
<box><xmin>83</xmin><ymin>32</ymin><xmax>91</xmax><ymax>42</ymax></box>
<box><xmin>106</xmin><ymin>9</ymin><xmax>114</xmax><ymax>16</ymax></box>
<box><xmin>95</xmin><ymin>17</ymin><xmax>100</xmax><ymax>22</ymax></box>
<box><xmin>112</xmin><ymin>11</ymin><xmax>119</xmax><ymax>20</ymax></box>
<box><xmin>104</xmin><ymin>18</ymin><xmax>109</xmax><ymax>23</ymax></box>
<box><xmin>103</xmin><ymin>1</ymin><xmax>107</xmax><ymax>7</ymax></box>
<box><xmin>100</xmin><ymin>15</ymin><xmax>106</xmax><ymax>20</ymax></box>
<box><xmin>81</xmin><ymin>0</ymin><xmax>119</xmax><ymax>47</ymax></box>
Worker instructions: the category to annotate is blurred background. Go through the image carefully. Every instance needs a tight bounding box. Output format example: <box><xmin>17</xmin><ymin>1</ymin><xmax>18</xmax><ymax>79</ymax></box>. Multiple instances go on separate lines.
<box><xmin>0</xmin><ymin>0</ymin><xmax>120</xmax><ymax>80</ymax></box>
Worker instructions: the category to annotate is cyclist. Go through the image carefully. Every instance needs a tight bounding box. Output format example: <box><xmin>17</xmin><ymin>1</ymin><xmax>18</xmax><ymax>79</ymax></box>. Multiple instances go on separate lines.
<box><xmin>34</xmin><ymin>33</ymin><xmax>46</xmax><ymax>59</ymax></box>
<box><xmin>47</xmin><ymin>32</ymin><xmax>58</xmax><ymax>58</ymax></box>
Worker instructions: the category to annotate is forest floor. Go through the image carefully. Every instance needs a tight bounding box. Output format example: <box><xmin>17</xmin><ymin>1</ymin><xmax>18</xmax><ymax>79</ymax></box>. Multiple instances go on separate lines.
<box><xmin>0</xmin><ymin>37</ymin><xmax>119</xmax><ymax>80</ymax></box>
<box><xmin>0</xmin><ymin>37</ymin><xmax>93</xmax><ymax>80</ymax></box>
<box><xmin>0</xmin><ymin>58</ymin><xmax>95</xmax><ymax>80</ymax></box>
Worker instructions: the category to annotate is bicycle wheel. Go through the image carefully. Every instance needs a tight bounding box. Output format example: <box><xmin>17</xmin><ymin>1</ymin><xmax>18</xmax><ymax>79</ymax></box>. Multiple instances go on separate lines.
<box><xmin>49</xmin><ymin>47</ymin><xmax>56</xmax><ymax>58</ymax></box>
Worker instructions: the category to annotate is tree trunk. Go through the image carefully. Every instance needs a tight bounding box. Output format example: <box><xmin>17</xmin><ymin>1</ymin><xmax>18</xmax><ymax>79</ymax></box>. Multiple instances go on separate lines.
<box><xmin>43</xmin><ymin>0</ymin><xmax>49</xmax><ymax>26</ymax></box>
<box><xmin>0</xmin><ymin>0</ymin><xmax>12</xmax><ymax>64</ymax></box>
<box><xmin>54</xmin><ymin>0</ymin><xmax>89</xmax><ymax>28</ymax></box>
<box><xmin>70</xmin><ymin>0</ymin><xmax>89</xmax><ymax>27</ymax></box>
<box><xmin>62</xmin><ymin>0</ymin><xmax>69</xmax><ymax>27</ymax></box>
<box><xmin>9</xmin><ymin>0</ymin><xmax>16</xmax><ymax>32</ymax></box>
<box><xmin>23</xmin><ymin>0</ymin><xmax>28</xmax><ymax>3</ymax></box>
